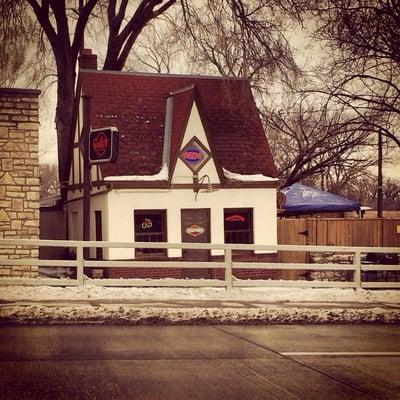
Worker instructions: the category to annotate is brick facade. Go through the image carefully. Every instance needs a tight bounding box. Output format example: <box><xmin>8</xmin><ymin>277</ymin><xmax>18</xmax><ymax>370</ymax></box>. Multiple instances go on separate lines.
<box><xmin>0</xmin><ymin>88</ymin><xmax>41</xmax><ymax>278</ymax></box>
<box><xmin>102</xmin><ymin>253</ymin><xmax>279</xmax><ymax>280</ymax></box>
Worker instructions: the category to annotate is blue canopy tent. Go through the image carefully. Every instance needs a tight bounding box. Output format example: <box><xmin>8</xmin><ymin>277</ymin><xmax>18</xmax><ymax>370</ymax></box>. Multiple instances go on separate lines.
<box><xmin>281</xmin><ymin>183</ymin><xmax>360</xmax><ymax>214</ymax></box>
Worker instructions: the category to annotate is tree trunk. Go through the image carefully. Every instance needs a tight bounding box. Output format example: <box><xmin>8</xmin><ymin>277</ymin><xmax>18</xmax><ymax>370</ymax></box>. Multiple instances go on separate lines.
<box><xmin>54</xmin><ymin>54</ymin><xmax>76</xmax><ymax>196</ymax></box>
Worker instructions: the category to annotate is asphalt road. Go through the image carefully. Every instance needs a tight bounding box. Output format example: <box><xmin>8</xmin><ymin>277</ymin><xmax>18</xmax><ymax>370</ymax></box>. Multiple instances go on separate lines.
<box><xmin>0</xmin><ymin>324</ymin><xmax>399</xmax><ymax>399</ymax></box>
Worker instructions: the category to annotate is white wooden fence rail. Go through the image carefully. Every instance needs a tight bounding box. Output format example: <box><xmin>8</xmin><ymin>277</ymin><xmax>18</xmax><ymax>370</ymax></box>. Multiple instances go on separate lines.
<box><xmin>0</xmin><ymin>239</ymin><xmax>399</xmax><ymax>289</ymax></box>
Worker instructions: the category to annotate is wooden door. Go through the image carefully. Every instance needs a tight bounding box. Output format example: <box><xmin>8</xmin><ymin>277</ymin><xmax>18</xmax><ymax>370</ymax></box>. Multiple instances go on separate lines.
<box><xmin>181</xmin><ymin>209</ymin><xmax>210</xmax><ymax>278</ymax></box>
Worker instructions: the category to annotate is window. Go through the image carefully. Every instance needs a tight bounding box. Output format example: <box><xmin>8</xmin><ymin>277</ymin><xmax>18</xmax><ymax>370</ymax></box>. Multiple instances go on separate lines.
<box><xmin>134</xmin><ymin>210</ymin><xmax>167</xmax><ymax>256</ymax></box>
<box><xmin>224</xmin><ymin>208</ymin><xmax>253</xmax><ymax>244</ymax></box>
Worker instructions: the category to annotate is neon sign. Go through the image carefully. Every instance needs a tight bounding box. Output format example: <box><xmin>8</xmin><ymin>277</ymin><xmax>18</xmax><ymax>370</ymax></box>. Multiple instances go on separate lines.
<box><xmin>89</xmin><ymin>127</ymin><xmax>119</xmax><ymax>164</ymax></box>
<box><xmin>92</xmin><ymin>132</ymin><xmax>109</xmax><ymax>157</ymax></box>
<box><xmin>225</xmin><ymin>214</ymin><xmax>245</xmax><ymax>222</ymax></box>
<box><xmin>183</xmin><ymin>148</ymin><xmax>202</xmax><ymax>163</ymax></box>
<box><xmin>179</xmin><ymin>137</ymin><xmax>210</xmax><ymax>173</ymax></box>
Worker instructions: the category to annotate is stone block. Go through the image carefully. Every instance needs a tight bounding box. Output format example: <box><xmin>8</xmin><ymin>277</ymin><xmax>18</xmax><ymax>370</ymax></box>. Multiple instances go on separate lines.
<box><xmin>17</xmin><ymin>122</ymin><xmax>39</xmax><ymax>130</ymax></box>
<box><xmin>27</xmin><ymin>192</ymin><xmax>39</xmax><ymax>201</ymax></box>
<box><xmin>24</xmin><ymin>219</ymin><xmax>39</xmax><ymax>227</ymax></box>
<box><xmin>0</xmin><ymin>200</ymin><xmax>11</xmax><ymax>208</ymax></box>
<box><xmin>13</xmin><ymin>152</ymin><xmax>30</xmax><ymax>159</ymax></box>
<box><xmin>0</xmin><ymin>126</ymin><xmax>8</xmax><ymax>138</ymax></box>
<box><xmin>11</xmin><ymin>220</ymin><xmax>22</xmax><ymax>230</ymax></box>
<box><xmin>0</xmin><ymin>172</ymin><xmax>16</xmax><ymax>185</ymax></box>
<box><xmin>0</xmin><ymin>269</ymin><xmax>11</xmax><ymax>276</ymax></box>
<box><xmin>30</xmin><ymin>249</ymin><xmax>39</xmax><ymax>257</ymax></box>
<box><xmin>0</xmin><ymin>186</ymin><xmax>5</xmax><ymax>199</ymax></box>
<box><xmin>21</xmin><ymin>97</ymin><xmax>37</xmax><ymax>103</ymax></box>
<box><xmin>28</xmin><ymin>227</ymin><xmax>38</xmax><ymax>235</ymax></box>
<box><xmin>11</xmin><ymin>115</ymin><xmax>29</xmax><ymax>122</ymax></box>
<box><xmin>0</xmin><ymin>209</ymin><xmax>10</xmax><ymax>222</ymax></box>
<box><xmin>6</xmin><ymin>192</ymin><xmax>25</xmax><ymax>198</ymax></box>
<box><xmin>18</xmin><ymin>212</ymin><xmax>33</xmax><ymax>219</ymax></box>
<box><xmin>9</xmin><ymin>131</ymin><xmax>24</xmax><ymax>140</ymax></box>
<box><xmin>11</xmin><ymin>198</ymin><xmax>23</xmax><ymax>211</ymax></box>
<box><xmin>1</xmin><ymin>159</ymin><xmax>13</xmax><ymax>171</ymax></box>
<box><xmin>26</xmin><ymin>178</ymin><xmax>39</xmax><ymax>185</ymax></box>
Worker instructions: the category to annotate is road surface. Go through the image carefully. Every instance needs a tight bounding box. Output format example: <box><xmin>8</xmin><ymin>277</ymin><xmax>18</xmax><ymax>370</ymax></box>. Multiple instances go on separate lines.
<box><xmin>0</xmin><ymin>324</ymin><xmax>399</xmax><ymax>399</ymax></box>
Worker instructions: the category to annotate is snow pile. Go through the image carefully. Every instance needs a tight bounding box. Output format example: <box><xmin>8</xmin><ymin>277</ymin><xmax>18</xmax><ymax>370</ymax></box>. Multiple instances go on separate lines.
<box><xmin>1</xmin><ymin>304</ymin><xmax>398</xmax><ymax>325</ymax></box>
<box><xmin>1</xmin><ymin>285</ymin><xmax>399</xmax><ymax>303</ymax></box>
<box><xmin>104</xmin><ymin>164</ymin><xmax>168</xmax><ymax>181</ymax></box>
<box><xmin>222</xmin><ymin>168</ymin><xmax>279</xmax><ymax>182</ymax></box>
<box><xmin>1</xmin><ymin>285</ymin><xmax>399</xmax><ymax>325</ymax></box>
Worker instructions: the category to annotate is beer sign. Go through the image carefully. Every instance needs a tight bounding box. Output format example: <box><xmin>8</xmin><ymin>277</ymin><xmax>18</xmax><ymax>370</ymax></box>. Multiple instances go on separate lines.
<box><xmin>179</xmin><ymin>136</ymin><xmax>211</xmax><ymax>173</ymax></box>
<box><xmin>88</xmin><ymin>127</ymin><xmax>119</xmax><ymax>164</ymax></box>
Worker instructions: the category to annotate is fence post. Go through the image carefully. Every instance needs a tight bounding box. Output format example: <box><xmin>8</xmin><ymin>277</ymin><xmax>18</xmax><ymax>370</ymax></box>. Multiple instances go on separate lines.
<box><xmin>76</xmin><ymin>244</ymin><xmax>84</xmax><ymax>286</ymax></box>
<box><xmin>353</xmin><ymin>250</ymin><xmax>361</xmax><ymax>289</ymax></box>
<box><xmin>224</xmin><ymin>248</ymin><xmax>233</xmax><ymax>290</ymax></box>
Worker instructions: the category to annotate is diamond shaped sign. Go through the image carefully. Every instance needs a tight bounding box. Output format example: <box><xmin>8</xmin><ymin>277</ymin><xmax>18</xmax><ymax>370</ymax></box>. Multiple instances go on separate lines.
<box><xmin>179</xmin><ymin>136</ymin><xmax>211</xmax><ymax>173</ymax></box>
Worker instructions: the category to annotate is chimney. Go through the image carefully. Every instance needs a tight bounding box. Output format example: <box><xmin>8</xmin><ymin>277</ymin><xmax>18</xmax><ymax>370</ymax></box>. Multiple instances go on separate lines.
<box><xmin>79</xmin><ymin>48</ymin><xmax>97</xmax><ymax>70</ymax></box>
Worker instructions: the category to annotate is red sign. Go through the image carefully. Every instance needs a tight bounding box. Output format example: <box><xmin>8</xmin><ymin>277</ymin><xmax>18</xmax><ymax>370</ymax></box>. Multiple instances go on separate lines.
<box><xmin>225</xmin><ymin>214</ymin><xmax>245</xmax><ymax>222</ymax></box>
<box><xmin>89</xmin><ymin>127</ymin><xmax>119</xmax><ymax>164</ymax></box>
<box><xmin>183</xmin><ymin>148</ymin><xmax>202</xmax><ymax>163</ymax></box>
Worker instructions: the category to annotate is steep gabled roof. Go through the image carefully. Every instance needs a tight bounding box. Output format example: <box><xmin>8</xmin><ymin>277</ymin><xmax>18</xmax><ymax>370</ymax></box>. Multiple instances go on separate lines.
<box><xmin>79</xmin><ymin>70</ymin><xmax>277</xmax><ymax>181</ymax></box>
<box><xmin>168</xmin><ymin>85</ymin><xmax>195</xmax><ymax>177</ymax></box>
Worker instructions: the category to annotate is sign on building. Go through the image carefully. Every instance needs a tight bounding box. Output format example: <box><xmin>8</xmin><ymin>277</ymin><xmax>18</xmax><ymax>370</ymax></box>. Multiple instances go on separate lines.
<box><xmin>88</xmin><ymin>127</ymin><xmax>119</xmax><ymax>163</ymax></box>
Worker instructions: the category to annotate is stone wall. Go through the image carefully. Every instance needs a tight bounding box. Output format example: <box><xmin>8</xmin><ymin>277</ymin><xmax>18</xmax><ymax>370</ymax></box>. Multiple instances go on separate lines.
<box><xmin>0</xmin><ymin>88</ymin><xmax>41</xmax><ymax>278</ymax></box>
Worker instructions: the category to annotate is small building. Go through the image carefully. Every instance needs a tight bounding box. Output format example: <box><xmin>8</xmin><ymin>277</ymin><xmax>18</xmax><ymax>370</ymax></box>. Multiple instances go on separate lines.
<box><xmin>66</xmin><ymin>50</ymin><xmax>279</xmax><ymax>279</ymax></box>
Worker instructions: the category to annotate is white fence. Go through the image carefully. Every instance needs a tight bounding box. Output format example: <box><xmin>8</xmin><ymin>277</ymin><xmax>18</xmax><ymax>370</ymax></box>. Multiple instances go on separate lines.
<box><xmin>0</xmin><ymin>239</ymin><xmax>399</xmax><ymax>289</ymax></box>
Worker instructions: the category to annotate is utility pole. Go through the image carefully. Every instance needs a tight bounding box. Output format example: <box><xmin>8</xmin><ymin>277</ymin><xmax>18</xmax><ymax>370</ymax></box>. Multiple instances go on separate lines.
<box><xmin>377</xmin><ymin>130</ymin><xmax>383</xmax><ymax>218</ymax></box>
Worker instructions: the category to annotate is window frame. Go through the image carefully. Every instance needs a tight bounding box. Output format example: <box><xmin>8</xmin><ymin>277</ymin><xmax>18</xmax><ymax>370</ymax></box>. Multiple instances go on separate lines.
<box><xmin>134</xmin><ymin>209</ymin><xmax>167</xmax><ymax>258</ymax></box>
<box><xmin>223</xmin><ymin>208</ymin><xmax>254</xmax><ymax>245</ymax></box>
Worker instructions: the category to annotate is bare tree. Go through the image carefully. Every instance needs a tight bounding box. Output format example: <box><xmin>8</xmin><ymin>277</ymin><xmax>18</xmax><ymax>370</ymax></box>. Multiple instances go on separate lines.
<box><xmin>172</xmin><ymin>0</ymin><xmax>302</xmax><ymax>90</ymax></box>
<box><xmin>308</xmin><ymin>0</ymin><xmax>400</xmax><ymax>147</ymax></box>
<box><xmin>264</xmin><ymin>94</ymin><xmax>379</xmax><ymax>187</ymax></box>
<box><xmin>2</xmin><ymin>0</ymin><xmax>306</xmax><ymax>200</ymax></box>
<box><xmin>39</xmin><ymin>163</ymin><xmax>59</xmax><ymax>199</ymax></box>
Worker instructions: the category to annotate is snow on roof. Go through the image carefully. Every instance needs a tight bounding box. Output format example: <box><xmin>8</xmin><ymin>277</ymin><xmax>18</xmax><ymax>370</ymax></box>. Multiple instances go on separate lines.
<box><xmin>104</xmin><ymin>164</ymin><xmax>169</xmax><ymax>181</ymax></box>
<box><xmin>223</xmin><ymin>168</ymin><xmax>279</xmax><ymax>182</ymax></box>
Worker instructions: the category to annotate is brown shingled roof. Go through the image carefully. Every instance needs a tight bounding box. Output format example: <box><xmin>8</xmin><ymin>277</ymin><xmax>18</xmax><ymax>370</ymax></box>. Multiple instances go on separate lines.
<box><xmin>79</xmin><ymin>70</ymin><xmax>277</xmax><ymax>180</ymax></box>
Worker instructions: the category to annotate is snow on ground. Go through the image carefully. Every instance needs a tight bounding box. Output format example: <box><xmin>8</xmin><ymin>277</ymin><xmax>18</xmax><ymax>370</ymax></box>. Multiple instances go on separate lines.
<box><xmin>1</xmin><ymin>284</ymin><xmax>399</xmax><ymax>325</ymax></box>
<box><xmin>1</xmin><ymin>284</ymin><xmax>400</xmax><ymax>303</ymax></box>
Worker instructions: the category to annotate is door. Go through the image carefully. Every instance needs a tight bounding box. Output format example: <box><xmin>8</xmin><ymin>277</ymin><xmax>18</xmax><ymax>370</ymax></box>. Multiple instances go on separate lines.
<box><xmin>95</xmin><ymin>210</ymin><xmax>103</xmax><ymax>259</ymax></box>
<box><xmin>181</xmin><ymin>209</ymin><xmax>210</xmax><ymax>278</ymax></box>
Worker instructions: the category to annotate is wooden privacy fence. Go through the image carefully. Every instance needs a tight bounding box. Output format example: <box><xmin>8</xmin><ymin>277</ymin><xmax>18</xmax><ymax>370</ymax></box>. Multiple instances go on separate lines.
<box><xmin>0</xmin><ymin>239</ymin><xmax>399</xmax><ymax>289</ymax></box>
<box><xmin>278</xmin><ymin>218</ymin><xmax>400</xmax><ymax>264</ymax></box>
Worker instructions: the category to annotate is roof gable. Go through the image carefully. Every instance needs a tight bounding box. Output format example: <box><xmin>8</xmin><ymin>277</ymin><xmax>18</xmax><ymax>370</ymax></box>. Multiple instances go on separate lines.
<box><xmin>79</xmin><ymin>70</ymin><xmax>277</xmax><ymax>182</ymax></box>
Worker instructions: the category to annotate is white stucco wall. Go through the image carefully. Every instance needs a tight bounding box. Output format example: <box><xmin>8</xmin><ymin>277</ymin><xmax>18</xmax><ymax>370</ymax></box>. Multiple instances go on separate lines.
<box><xmin>106</xmin><ymin>187</ymin><xmax>277</xmax><ymax>259</ymax></box>
<box><xmin>67</xmin><ymin>193</ymin><xmax>108</xmax><ymax>259</ymax></box>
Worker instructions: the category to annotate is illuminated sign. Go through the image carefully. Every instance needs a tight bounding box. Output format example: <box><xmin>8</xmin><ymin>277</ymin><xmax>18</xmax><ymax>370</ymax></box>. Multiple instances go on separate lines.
<box><xmin>183</xmin><ymin>148</ymin><xmax>202</xmax><ymax>163</ymax></box>
<box><xmin>179</xmin><ymin>136</ymin><xmax>210</xmax><ymax>173</ymax></box>
<box><xmin>185</xmin><ymin>224</ymin><xmax>205</xmax><ymax>237</ymax></box>
<box><xmin>225</xmin><ymin>214</ymin><xmax>245</xmax><ymax>222</ymax></box>
<box><xmin>89</xmin><ymin>127</ymin><xmax>119</xmax><ymax>164</ymax></box>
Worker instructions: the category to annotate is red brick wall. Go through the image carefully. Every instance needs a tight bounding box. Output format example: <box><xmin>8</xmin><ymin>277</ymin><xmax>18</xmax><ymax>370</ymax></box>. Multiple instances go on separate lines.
<box><xmin>103</xmin><ymin>252</ymin><xmax>279</xmax><ymax>280</ymax></box>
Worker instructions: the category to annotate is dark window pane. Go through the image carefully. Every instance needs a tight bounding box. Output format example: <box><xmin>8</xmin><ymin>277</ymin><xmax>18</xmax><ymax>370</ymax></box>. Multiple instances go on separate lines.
<box><xmin>224</xmin><ymin>209</ymin><xmax>253</xmax><ymax>244</ymax></box>
<box><xmin>134</xmin><ymin>211</ymin><xmax>166</xmax><ymax>255</ymax></box>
